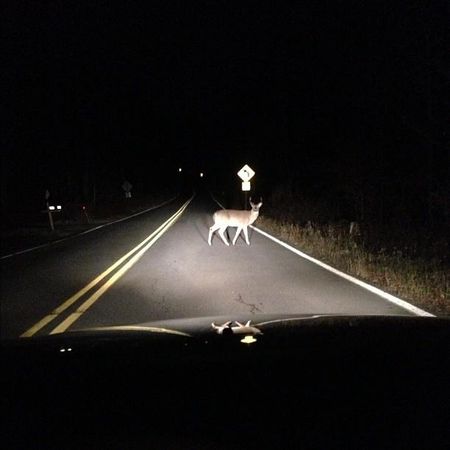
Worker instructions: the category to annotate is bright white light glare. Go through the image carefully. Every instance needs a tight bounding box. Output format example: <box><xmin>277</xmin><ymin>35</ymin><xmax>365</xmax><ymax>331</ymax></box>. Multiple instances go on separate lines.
<box><xmin>200</xmin><ymin>172</ymin><xmax>204</xmax><ymax>178</ymax></box>
<box><xmin>241</xmin><ymin>335</ymin><xmax>257</xmax><ymax>344</ymax></box>
<box><xmin>49</xmin><ymin>206</ymin><xmax>56</xmax><ymax>211</ymax></box>
<box><xmin>178</xmin><ymin>168</ymin><xmax>182</xmax><ymax>172</ymax></box>
<box><xmin>57</xmin><ymin>205</ymin><xmax>62</xmax><ymax>210</ymax></box>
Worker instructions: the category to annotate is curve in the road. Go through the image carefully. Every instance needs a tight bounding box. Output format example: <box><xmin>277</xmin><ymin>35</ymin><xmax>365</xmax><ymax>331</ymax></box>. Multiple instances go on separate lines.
<box><xmin>210</xmin><ymin>192</ymin><xmax>433</xmax><ymax>318</ymax></box>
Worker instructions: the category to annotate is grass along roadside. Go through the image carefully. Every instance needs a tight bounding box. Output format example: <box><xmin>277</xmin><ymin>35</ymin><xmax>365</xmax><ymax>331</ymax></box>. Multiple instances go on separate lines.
<box><xmin>257</xmin><ymin>215</ymin><xmax>449</xmax><ymax>316</ymax></box>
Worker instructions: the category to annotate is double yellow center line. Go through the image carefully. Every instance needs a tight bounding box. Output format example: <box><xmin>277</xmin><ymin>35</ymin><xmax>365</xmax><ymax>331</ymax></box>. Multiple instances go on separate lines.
<box><xmin>21</xmin><ymin>197</ymin><xmax>193</xmax><ymax>337</ymax></box>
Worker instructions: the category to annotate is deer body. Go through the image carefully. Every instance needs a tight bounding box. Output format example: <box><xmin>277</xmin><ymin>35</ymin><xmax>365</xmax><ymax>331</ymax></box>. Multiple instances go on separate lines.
<box><xmin>208</xmin><ymin>199</ymin><xmax>263</xmax><ymax>246</ymax></box>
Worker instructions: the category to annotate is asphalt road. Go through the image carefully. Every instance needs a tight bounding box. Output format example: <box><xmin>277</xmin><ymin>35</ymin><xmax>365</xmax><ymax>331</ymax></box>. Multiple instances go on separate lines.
<box><xmin>1</xmin><ymin>191</ymin><xmax>412</xmax><ymax>339</ymax></box>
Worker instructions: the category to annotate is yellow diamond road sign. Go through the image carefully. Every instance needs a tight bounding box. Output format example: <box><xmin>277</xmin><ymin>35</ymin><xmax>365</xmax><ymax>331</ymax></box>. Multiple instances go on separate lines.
<box><xmin>237</xmin><ymin>164</ymin><xmax>255</xmax><ymax>182</ymax></box>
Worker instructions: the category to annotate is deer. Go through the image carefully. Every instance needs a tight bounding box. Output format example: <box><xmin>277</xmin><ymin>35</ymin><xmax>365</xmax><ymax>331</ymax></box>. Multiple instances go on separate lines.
<box><xmin>208</xmin><ymin>197</ymin><xmax>263</xmax><ymax>246</ymax></box>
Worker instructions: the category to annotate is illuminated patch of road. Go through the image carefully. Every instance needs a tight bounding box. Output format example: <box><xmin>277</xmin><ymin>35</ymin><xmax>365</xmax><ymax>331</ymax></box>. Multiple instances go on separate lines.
<box><xmin>21</xmin><ymin>197</ymin><xmax>192</xmax><ymax>337</ymax></box>
<box><xmin>210</xmin><ymin>193</ymin><xmax>434</xmax><ymax>317</ymax></box>
<box><xmin>250</xmin><ymin>225</ymin><xmax>434</xmax><ymax>317</ymax></box>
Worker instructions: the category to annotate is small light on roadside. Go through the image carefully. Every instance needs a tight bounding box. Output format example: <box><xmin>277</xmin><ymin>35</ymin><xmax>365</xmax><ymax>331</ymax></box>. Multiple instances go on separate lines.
<box><xmin>241</xmin><ymin>335</ymin><xmax>257</xmax><ymax>344</ymax></box>
<box><xmin>200</xmin><ymin>172</ymin><xmax>204</xmax><ymax>178</ymax></box>
<box><xmin>57</xmin><ymin>205</ymin><xmax>62</xmax><ymax>210</ymax></box>
<box><xmin>49</xmin><ymin>206</ymin><xmax>56</xmax><ymax>211</ymax></box>
<box><xmin>178</xmin><ymin>167</ymin><xmax>182</xmax><ymax>172</ymax></box>
<box><xmin>82</xmin><ymin>206</ymin><xmax>86</xmax><ymax>210</ymax></box>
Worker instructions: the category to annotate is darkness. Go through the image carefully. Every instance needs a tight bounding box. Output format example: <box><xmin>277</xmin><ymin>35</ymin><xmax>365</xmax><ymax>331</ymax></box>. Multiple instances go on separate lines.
<box><xmin>2</xmin><ymin>1</ymin><xmax>449</xmax><ymax>228</ymax></box>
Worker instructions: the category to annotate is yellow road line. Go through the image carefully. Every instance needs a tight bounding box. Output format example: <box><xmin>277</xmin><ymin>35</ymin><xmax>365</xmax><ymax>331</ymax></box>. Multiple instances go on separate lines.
<box><xmin>49</xmin><ymin>199</ymin><xmax>191</xmax><ymax>334</ymax></box>
<box><xmin>21</xmin><ymin>198</ymin><xmax>192</xmax><ymax>337</ymax></box>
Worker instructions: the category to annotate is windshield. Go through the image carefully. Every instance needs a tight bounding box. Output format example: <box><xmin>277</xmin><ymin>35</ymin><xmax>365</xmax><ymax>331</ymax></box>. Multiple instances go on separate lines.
<box><xmin>1</xmin><ymin>1</ymin><xmax>448</xmax><ymax>341</ymax></box>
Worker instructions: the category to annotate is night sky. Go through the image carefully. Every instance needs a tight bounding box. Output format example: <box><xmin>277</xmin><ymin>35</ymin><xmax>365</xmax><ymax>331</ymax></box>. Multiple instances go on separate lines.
<box><xmin>2</xmin><ymin>1</ymin><xmax>448</xmax><ymax>223</ymax></box>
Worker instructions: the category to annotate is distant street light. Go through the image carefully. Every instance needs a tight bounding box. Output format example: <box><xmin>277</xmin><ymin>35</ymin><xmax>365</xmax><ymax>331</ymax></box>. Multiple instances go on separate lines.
<box><xmin>200</xmin><ymin>172</ymin><xmax>204</xmax><ymax>178</ymax></box>
<box><xmin>178</xmin><ymin>168</ymin><xmax>182</xmax><ymax>172</ymax></box>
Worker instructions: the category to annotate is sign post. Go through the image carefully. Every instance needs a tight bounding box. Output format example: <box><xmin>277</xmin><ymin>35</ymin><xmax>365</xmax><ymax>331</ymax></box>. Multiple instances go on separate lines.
<box><xmin>237</xmin><ymin>164</ymin><xmax>255</xmax><ymax>209</ymax></box>
<box><xmin>43</xmin><ymin>190</ymin><xmax>63</xmax><ymax>231</ymax></box>
<box><xmin>122</xmin><ymin>180</ymin><xmax>133</xmax><ymax>199</ymax></box>
<box><xmin>45</xmin><ymin>190</ymin><xmax>54</xmax><ymax>231</ymax></box>
<box><xmin>82</xmin><ymin>205</ymin><xmax>90</xmax><ymax>224</ymax></box>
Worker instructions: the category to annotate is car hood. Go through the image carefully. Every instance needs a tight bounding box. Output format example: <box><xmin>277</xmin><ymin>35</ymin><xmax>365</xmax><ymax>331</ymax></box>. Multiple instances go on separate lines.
<box><xmin>3</xmin><ymin>313</ymin><xmax>447</xmax><ymax>348</ymax></box>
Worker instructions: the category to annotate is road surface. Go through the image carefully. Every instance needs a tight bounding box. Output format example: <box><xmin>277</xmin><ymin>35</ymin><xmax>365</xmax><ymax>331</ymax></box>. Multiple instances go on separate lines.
<box><xmin>1</xmin><ymin>192</ymin><xmax>412</xmax><ymax>339</ymax></box>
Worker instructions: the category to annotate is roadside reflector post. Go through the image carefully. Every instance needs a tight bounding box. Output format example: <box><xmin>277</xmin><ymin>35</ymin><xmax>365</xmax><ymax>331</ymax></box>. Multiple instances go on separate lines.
<box><xmin>46</xmin><ymin>202</ymin><xmax>55</xmax><ymax>232</ymax></box>
<box><xmin>44</xmin><ymin>190</ymin><xmax>55</xmax><ymax>231</ymax></box>
<box><xmin>46</xmin><ymin>205</ymin><xmax>63</xmax><ymax>231</ymax></box>
<box><xmin>82</xmin><ymin>205</ymin><xmax>90</xmax><ymax>224</ymax></box>
<box><xmin>43</xmin><ymin>191</ymin><xmax>63</xmax><ymax>231</ymax></box>
<box><xmin>122</xmin><ymin>180</ymin><xmax>133</xmax><ymax>199</ymax></box>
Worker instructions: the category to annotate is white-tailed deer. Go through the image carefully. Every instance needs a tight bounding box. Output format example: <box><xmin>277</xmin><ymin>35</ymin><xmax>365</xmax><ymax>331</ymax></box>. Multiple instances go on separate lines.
<box><xmin>208</xmin><ymin>198</ymin><xmax>263</xmax><ymax>246</ymax></box>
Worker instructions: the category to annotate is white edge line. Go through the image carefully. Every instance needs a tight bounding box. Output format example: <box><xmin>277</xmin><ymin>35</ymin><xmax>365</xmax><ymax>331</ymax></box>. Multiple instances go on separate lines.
<box><xmin>250</xmin><ymin>225</ymin><xmax>434</xmax><ymax>317</ymax></box>
<box><xmin>209</xmin><ymin>193</ymin><xmax>434</xmax><ymax>318</ymax></box>
<box><xmin>209</xmin><ymin>192</ymin><xmax>226</xmax><ymax>210</ymax></box>
<box><xmin>0</xmin><ymin>197</ymin><xmax>177</xmax><ymax>260</ymax></box>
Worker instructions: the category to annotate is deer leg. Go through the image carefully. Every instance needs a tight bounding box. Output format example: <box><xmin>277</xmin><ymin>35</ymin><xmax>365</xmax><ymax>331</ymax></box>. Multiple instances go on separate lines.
<box><xmin>218</xmin><ymin>227</ymin><xmax>230</xmax><ymax>246</ymax></box>
<box><xmin>232</xmin><ymin>227</ymin><xmax>242</xmax><ymax>245</ymax></box>
<box><xmin>208</xmin><ymin>224</ymin><xmax>221</xmax><ymax>245</ymax></box>
<box><xmin>243</xmin><ymin>226</ymin><xmax>250</xmax><ymax>245</ymax></box>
